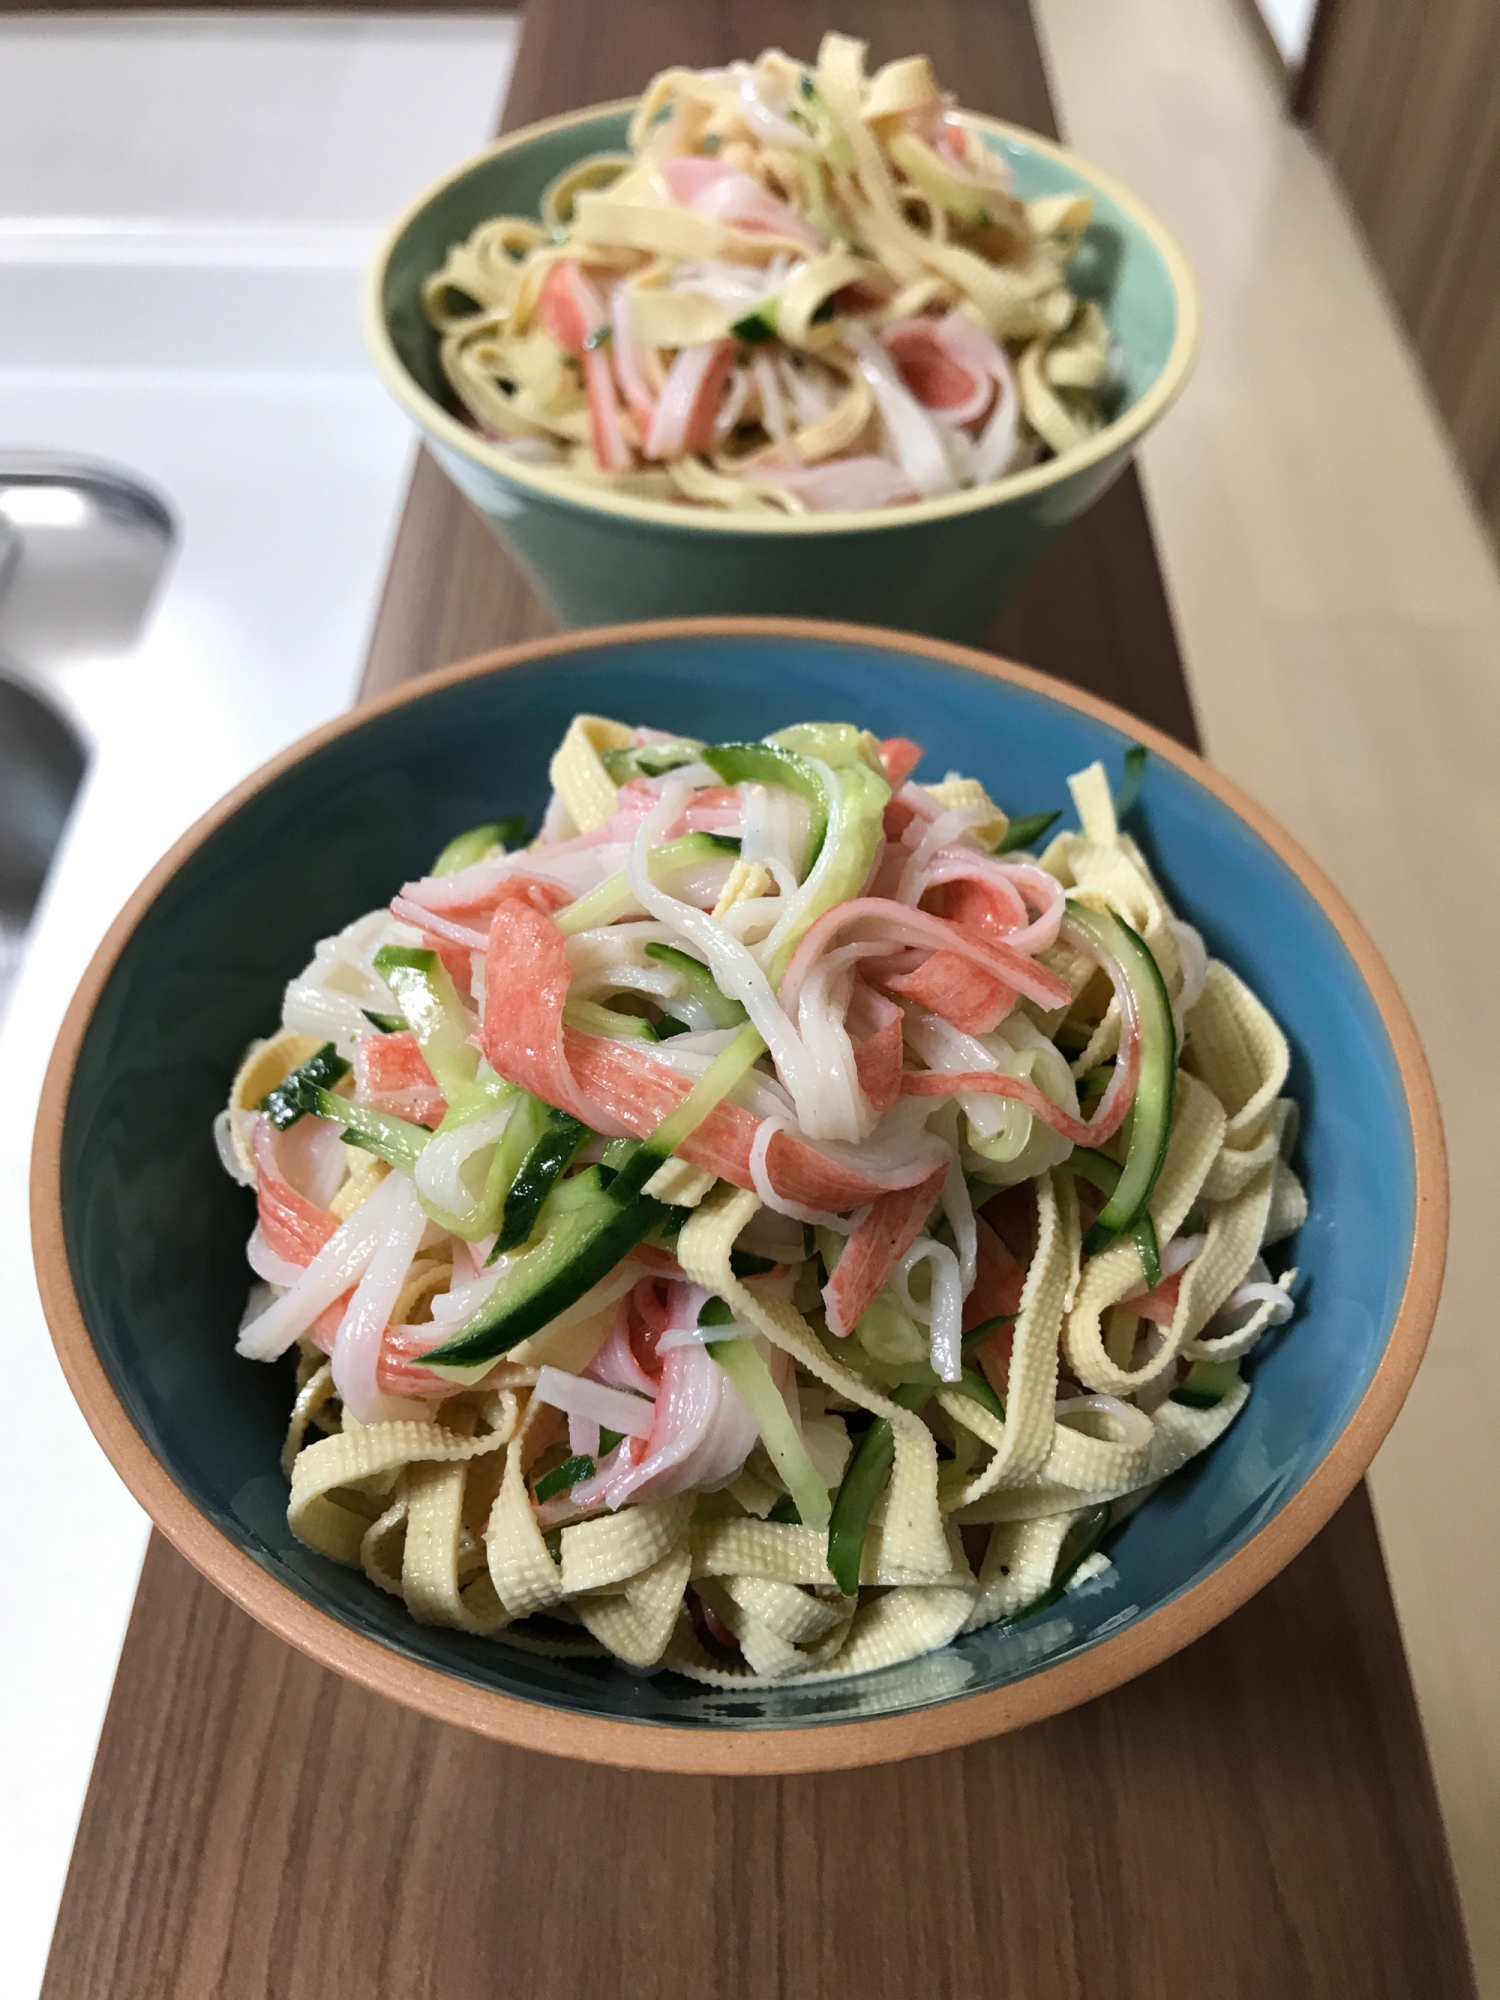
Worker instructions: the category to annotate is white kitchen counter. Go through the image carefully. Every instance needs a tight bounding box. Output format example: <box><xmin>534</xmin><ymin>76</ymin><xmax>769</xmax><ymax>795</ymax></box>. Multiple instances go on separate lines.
<box><xmin>0</xmin><ymin>18</ymin><xmax>517</xmax><ymax>1994</ymax></box>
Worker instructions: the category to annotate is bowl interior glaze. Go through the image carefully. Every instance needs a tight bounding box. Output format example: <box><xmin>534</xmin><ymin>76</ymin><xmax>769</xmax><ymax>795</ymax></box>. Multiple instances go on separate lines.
<box><xmin>59</xmin><ymin>631</ymin><xmax>1418</xmax><ymax>1740</ymax></box>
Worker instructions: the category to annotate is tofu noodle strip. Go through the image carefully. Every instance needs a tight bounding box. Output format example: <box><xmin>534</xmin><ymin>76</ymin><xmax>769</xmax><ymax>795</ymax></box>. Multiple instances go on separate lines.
<box><xmin>424</xmin><ymin>35</ymin><xmax>1116</xmax><ymax>514</ymax></box>
<box><xmin>225</xmin><ymin>708</ymin><xmax>1305</xmax><ymax>1687</ymax></box>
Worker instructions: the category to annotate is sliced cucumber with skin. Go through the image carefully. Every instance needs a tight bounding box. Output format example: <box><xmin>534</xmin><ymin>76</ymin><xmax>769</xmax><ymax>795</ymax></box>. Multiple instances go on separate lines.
<box><xmin>258</xmin><ymin>1042</ymin><xmax>350</xmax><ymax>1130</ymax></box>
<box><xmin>553</xmin><ymin>831</ymin><xmax>740</xmax><ymax>937</ymax></box>
<box><xmin>995</xmin><ymin>810</ymin><xmax>1061</xmax><ymax>855</ymax></box>
<box><xmin>1063</xmin><ymin>902</ymin><xmax>1177</xmax><ymax>1260</ymax></box>
<box><xmin>600</xmin><ymin>739</ymin><xmax>703</xmax><ymax>784</ymax></box>
<box><xmin>562</xmin><ymin>998</ymin><xmax>658</xmax><ymax>1040</ymax></box>
<box><xmin>307</xmin><ymin>1085</ymin><xmax>430</xmax><ymax>1176</ymax></box>
<box><xmin>1170</xmin><ymin>1357</ymin><xmax>1241</xmax><ymax>1409</ymax></box>
<box><xmin>420</xmin><ymin>1166</ymin><xmax>665</xmax><ymax>1379</ymax></box>
<box><xmin>431</xmin><ymin>814</ymin><xmax>527</xmax><ymax>877</ymax></box>
<box><xmin>1064</xmin><ymin>1147</ymin><xmax>1164</xmax><ymax>1289</ymax></box>
<box><xmin>700</xmin><ymin>1296</ymin><xmax>831</xmax><ymax>1529</ymax></box>
<box><xmin>731</xmin><ymin>300</ymin><xmax>780</xmax><ymax>344</ymax></box>
<box><xmin>533</xmin><ymin>1453</ymin><xmax>595</xmax><ymax>1503</ymax></box>
<box><xmin>1000</xmin><ymin>1504</ymin><xmax>1114</xmax><ymax>1625</ymax></box>
<box><xmin>493</xmin><ymin>1106</ymin><xmax>591</xmax><ymax>1256</ymax></box>
<box><xmin>371</xmin><ymin>944</ymin><xmax>479</xmax><ymax>1102</ymax></box>
<box><xmin>826</xmin><ymin>1380</ymin><xmax>929</xmax><ymax>1597</ymax></box>
<box><xmin>703</xmin><ymin>741</ymin><xmax>829</xmax><ymax>873</ymax></box>
<box><xmin>604</xmin><ymin>1020</ymin><xmax>766</xmax><ymax>1207</ymax></box>
<box><xmin>643</xmin><ymin>942</ymin><xmax>748</xmax><ymax>1029</ymax></box>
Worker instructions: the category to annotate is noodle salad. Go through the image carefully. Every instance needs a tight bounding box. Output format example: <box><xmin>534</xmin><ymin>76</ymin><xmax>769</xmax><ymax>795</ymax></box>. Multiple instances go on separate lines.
<box><xmin>424</xmin><ymin>35</ymin><xmax>1115</xmax><ymax>514</ymax></box>
<box><xmin>221</xmin><ymin>718</ymin><xmax>1304</xmax><ymax>1684</ymax></box>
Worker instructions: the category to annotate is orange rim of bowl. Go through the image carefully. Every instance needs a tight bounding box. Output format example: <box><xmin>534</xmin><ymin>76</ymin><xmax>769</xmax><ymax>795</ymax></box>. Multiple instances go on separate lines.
<box><xmin>32</xmin><ymin>617</ymin><xmax>1446</xmax><ymax>1777</ymax></box>
<box><xmin>359</xmin><ymin>101</ymin><xmax>1201</xmax><ymax>536</ymax></box>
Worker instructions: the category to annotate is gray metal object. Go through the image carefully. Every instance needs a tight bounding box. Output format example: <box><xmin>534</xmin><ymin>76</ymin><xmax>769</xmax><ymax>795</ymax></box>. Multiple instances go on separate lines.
<box><xmin>0</xmin><ymin>454</ymin><xmax>175</xmax><ymax>671</ymax></box>
<box><xmin>0</xmin><ymin>671</ymin><xmax>86</xmax><ymax>924</ymax></box>
<box><xmin>0</xmin><ymin>456</ymin><xmax>176</xmax><ymax>1016</ymax></box>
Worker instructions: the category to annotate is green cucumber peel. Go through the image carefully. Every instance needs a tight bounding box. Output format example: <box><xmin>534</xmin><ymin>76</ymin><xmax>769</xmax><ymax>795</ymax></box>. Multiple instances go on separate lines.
<box><xmin>700</xmin><ymin>1297</ymin><xmax>831</xmax><ymax>1530</ymax></box>
<box><xmin>825</xmin><ymin>1379</ymin><xmax>930</xmax><ymax>1596</ymax></box>
<box><xmin>763</xmin><ymin>733</ymin><xmax>891</xmax><ymax>984</ymax></box>
<box><xmin>309</xmin><ymin>1086</ymin><xmax>430</xmax><ymax>1176</ymax></box>
<box><xmin>1064</xmin><ymin>902</ymin><xmax>1177</xmax><ymax>1257</ymax></box>
<box><xmin>563</xmin><ymin>998</ymin><xmax>658</xmax><ymax>1040</ymax></box>
<box><xmin>553</xmin><ymin>831</ymin><xmax>741</xmax><ymax>937</ymax></box>
<box><xmin>371</xmin><ymin>944</ymin><xmax>479</xmax><ymax>1102</ymax></box>
<box><xmin>533</xmin><ymin>1453</ymin><xmax>595</xmax><ymax>1503</ymax></box>
<box><xmin>420</xmin><ymin>1165</ymin><xmax>665</xmax><ymax>1377</ymax></box>
<box><xmin>606</xmin><ymin>1021</ymin><xmax>767</xmax><ymax>1207</ymax></box>
<box><xmin>258</xmin><ymin>1042</ymin><xmax>350</xmax><ymax>1130</ymax></box>
<box><xmin>431</xmin><ymin>814</ymin><xmax>527</xmax><ymax>877</ymax></box>
<box><xmin>731</xmin><ymin>301</ymin><xmax>780</xmax><ymax>344</ymax></box>
<box><xmin>361</xmin><ymin>1010</ymin><xmax>406</xmax><ymax>1035</ymax></box>
<box><xmin>643</xmin><ymin>942</ymin><xmax>748</xmax><ymax>1030</ymax></box>
<box><xmin>493</xmin><ymin>1107</ymin><xmax>591</xmax><ymax>1255</ymax></box>
<box><xmin>1115</xmin><ymin>745</ymin><xmax>1147</xmax><ymax>820</ymax></box>
<box><xmin>996</xmin><ymin>809</ymin><xmax>1061</xmax><ymax>854</ymax></box>
<box><xmin>962</xmin><ymin>1313</ymin><xmax>1016</xmax><ymax>1352</ymax></box>
<box><xmin>703</xmin><ymin>740</ymin><xmax>829</xmax><ymax>872</ymax></box>
<box><xmin>1170</xmin><ymin>1358</ymin><xmax>1241</xmax><ymax>1409</ymax></box>
<box><xmin>1063</xmin><ymin>1147</ymin><xmax>1162</xmax><ymax>1286</ymax></box>
<box><xmin>600</xmin><ymin>739</ymin><xmax>702</xmax><ymax>783</ymax></box>
<box><xmin>1000</xmin><ymin>1504</ymin><xmax>1114</xmax><ymax>1626</ymax></box>
<box><xmin>953</xmin><ymin>1366</ymin><xmax>1005</xmax><ymax>1424</ymax></box>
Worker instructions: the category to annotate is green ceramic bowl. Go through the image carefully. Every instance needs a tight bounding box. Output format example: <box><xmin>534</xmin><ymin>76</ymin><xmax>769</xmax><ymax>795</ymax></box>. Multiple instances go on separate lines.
<box><xmin>363</xmin><ymin>105</ymin><xmax>1199</xmax><ymax>642</ymax></box>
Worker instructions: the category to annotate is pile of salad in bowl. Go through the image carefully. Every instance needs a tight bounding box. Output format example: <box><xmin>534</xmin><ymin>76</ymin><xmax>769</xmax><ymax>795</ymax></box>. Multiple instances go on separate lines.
<box><xmin>424</xmin><ymin>34</ymin><xmax>1118</xmax><ymax>512</ymax></box>
<box><xmin>221</xmin><ymin>715</ymin><xmax>1303</xmax><ymax>1684</ymax></box>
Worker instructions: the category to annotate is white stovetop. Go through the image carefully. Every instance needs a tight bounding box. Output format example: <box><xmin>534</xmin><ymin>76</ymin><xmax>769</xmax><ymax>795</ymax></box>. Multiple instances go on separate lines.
<box><xmin>0</xmin><ymin>18</ymin><xmax>517</xmax><ymax>1993</ymax></box>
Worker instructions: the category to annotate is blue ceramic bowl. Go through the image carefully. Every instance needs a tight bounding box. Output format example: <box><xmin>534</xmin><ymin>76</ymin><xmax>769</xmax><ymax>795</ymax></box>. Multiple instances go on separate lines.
<box><xmin>35</xmin><ymin>622</ymin><xmax>1444</xmax><ymax>1774</ymax></box>
<box><xmin>363</xmin><ymin>106</ymin><xmax>1198</xmax><ymax>643</ymax></box>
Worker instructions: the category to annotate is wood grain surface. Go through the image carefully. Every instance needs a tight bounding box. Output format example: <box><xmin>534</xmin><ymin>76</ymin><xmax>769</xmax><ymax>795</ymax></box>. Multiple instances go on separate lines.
<box><xmin>38</xmin><ymin>0</ymin><xmax>1475</xmax><ymax>1991</ymax></box>
<box><xmin>44</xmin><ymin>1494</ymin><xmax>1475</xmax><ymax>2000</ymax></box>
<box><xmin>1302</xmin><ymin>0</ymin><xmax>1500</xmax><ymax>550</ymax></box>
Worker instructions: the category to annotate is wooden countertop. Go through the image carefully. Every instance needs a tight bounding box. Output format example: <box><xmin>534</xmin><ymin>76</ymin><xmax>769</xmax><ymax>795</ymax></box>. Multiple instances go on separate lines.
<box><xmin>40</xmin><ymin>3</ymin><xmax>1477</xmax><ymax>1993</ymax></box>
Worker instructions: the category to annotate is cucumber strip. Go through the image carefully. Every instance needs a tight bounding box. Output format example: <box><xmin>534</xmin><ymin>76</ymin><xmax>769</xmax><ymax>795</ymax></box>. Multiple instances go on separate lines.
<box><xmin>825</xmin><ymin>1381</ymin><xmax>929</xmax><ymax>1597</ymax></box>
<box><xmin>553</xmin><ymin>831</ymin><xmax>741</xmax><ymax>937</ymax></box>
<box><xmin>361</xmin><ymin>1010</ymin><xmax>406</xmax><ymax>1034</ymax></box>
<box><xmin>420</xmin><ymin>1166</ymin><xmax>665</xmax><ymax>1377</ymax></box>
<box><xmin>431</xmin><ymin>814</ymin><xmax>527</xmax><ymax>877</ymax></box>
<box><xmin>494</xmin><ymin>1107</ymin><xmax>591</xmax><ymax>1255</ymax></box>
<box><xmin>1002</xmin><ymin>1504</ymin><xmax>1114</xmax><ymax>1625</ymax></box>
<box><xmin>1064</xmin><ymin>1148</ymin><xmax>1163</xmax><ymax>1287</ymax></box>
<box><xmin>605</xmin><ymin>1021</ymin><xmax>766</xmax><ymax>1207</ymax></box>
<box><xmin>1170</xmin><ymin>1357</ymin><xmax>1241</xmax><ymax>1409</ymax></box>
<box><xmin>371</xmin><ymin>945</ymin><xmax>480</xmax><ymax>1102</ymax></box>
<box><xmin>962</xmin><ymin>1313</ymin><xmax>1016</xmax><ymax>1352</ymax></box>
<box><xmin>702</xmin><ymin>741</ymin><xmax>829</xmax><ymax>873</ymax></box>
<box><xmin>1115</xmin><ymin>745</ymin><xmax>1147</xmax><ymax>820</ymax></box>
<box><xmin>258</xmin><ymin>1042</ymin><xmax>350</xmax><ymax>1129</ymax></box>
<box><xmin>533</xmin><ymin>1453</ymin><xmax>596</xmax><ymax>1503</ymax></box>
<box><xmin>643</xmin><ymin>941</ymin><xmax>748</xmax><ymax>1029</ymax></box>
<box><xmin>701</xmin><ymin>1298</ymin><xmax>831</xmax><ymax>1529</ymax></box>
<box><xmin>308</xmin><ymin>1085</ymin><xmax>430</xmax><ymax>1176</ymax></box>
<box><xmin>953</xmin><ymin>1365</ymin><xmax>1005</xmax><ymax>1424</ymax></box>
<box><xmin>562</xmin><ymin>999</ymin><xmax>658</xmax><ymax>1040</ymax></box>
<box><xmin>996</xmin><ymin>809</ymin><xmax>1061</xmax><ymax>855</ymax></box>
<box><xmin>731</xmin><ymin>301</ymin><xmax>780</xmax><ymax>344</ymax></box>
<box><xmin>1063</xmin><ymin>902</ymin><xmax>1177</xmax><ymax>1258</ymax></box>
<box><xmin>600</xmin><ymin>739</ymin><xmax>703</xmax><ymax>783</ymax></box>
